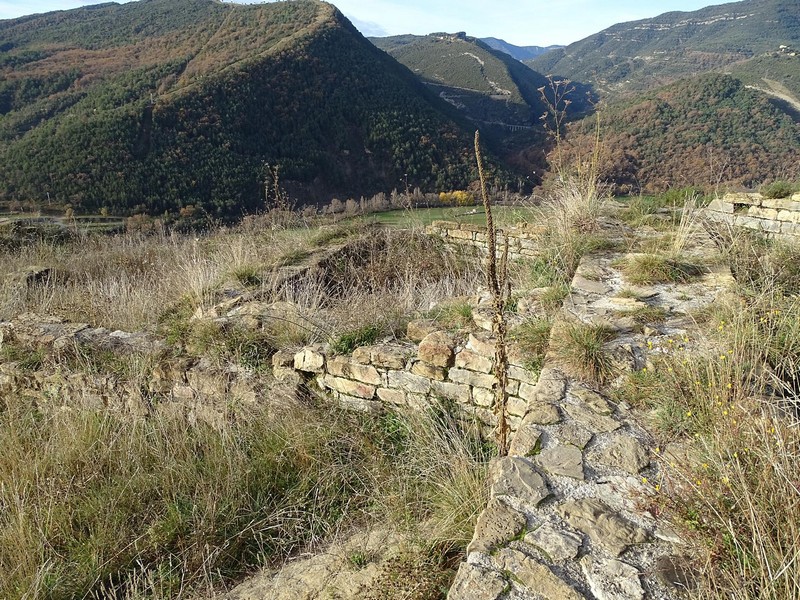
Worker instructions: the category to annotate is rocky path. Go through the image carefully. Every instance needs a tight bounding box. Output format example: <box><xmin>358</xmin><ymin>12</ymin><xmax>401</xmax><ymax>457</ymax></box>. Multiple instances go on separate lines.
<box><xmin>448</xmin><ymin>225</ymin><xmax>733</xmax><ymax>600</ymax></box>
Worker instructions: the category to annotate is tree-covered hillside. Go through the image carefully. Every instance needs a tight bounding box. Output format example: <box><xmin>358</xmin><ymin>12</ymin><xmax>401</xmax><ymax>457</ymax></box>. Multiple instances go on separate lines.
<box><xmin>563</xmin><ymin>74</ymin><xmax>800</xmax><ymax>192</ymax></box>
<box><xmin>0</xmin><ymin>0</ymin><xmax>485</xmax><ymax>217</ymax></box>
<box><xmin>371</xmin><ymin>32</ymin><xmax>554</xmax><ymax>127</ymax></box>
<box><xmin>529</xmin><ymin>0</ymin><xmax>800</xmax><ymax>94</ymax></box>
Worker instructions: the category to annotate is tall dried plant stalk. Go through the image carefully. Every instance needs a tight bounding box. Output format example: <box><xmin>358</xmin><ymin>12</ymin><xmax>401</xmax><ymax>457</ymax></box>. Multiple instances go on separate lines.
<box><xmin>474</xmin><ymin>130</ymin><xmax>511</xmax><ymax>456</ymax></box>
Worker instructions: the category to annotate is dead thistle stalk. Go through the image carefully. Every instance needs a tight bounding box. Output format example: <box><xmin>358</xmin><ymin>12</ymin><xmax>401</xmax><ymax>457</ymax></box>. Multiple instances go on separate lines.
<box><xmin>474</xmin><ymin>130</ymin><xmax>511</xmax><ymax>456</ymax></box>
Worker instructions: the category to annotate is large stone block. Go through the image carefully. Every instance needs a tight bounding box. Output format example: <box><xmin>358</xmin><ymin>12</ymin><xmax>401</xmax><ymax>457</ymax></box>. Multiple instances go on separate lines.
<box><xmin>411</xmin><ymin>361</ymin><xmax>447</xmax><ymax>380</ymax></box>
<box><xmin>777</xmin><ymin>210</ymin><xmax>800</xmax><ymax>224</ymax></box>
<box><xmin>406</xmin><ymin>320</ymin><xmax>439</xmax><ymax>343</ymax></box>
<box><xmin>418</xmin><ymin>331</ymin><xmax>456</xmax><ymax>367</ymax></box>
<box><xmin>351</xmin><ymin>344</ymin><xmax>411</xmax><ymax>369</ymax></box>
<box><xmin>326</xmin><ymin>356</ymin><xmax>382</xmax><ymax>385</ymax></box>
<box><xmin>294</xmin><ymin>347</ymin><xmax>325</xmax><ymax>373</ymax></box>
<box><xmin>748</xmin><ymin>206</ymin><xmax>779</xmax><ymax>220</ymax></box>
<box><xmin>376</xmin><ymin>387</ymin><xmax>406</xmax><ymax>405</ymax></box>
<box><xmin>706</xmin><ymin>198</ymin><xmax>734</xmax><ymax>213</ymax></box>
<box><xmin>322</xmin><ymin>374</ymin><xmax>375</xmax><ymax>399</ymax></box>
<box><xmin>448</xmin><ymin>368</ymin><xmax>497</xmax><ymax>389</ymax></box>
<box><xmin>430</xmin><ymin>380</ymin><xmax>471</xmax><ymax>403</ymax></box>
<box><xmin>454</xmin><ymin>348</ymin><xmax>493</xmax><ymax>373</ymax></box>
<box><xmin>467</xmin><ymin>331</ymin><xmax>495</xmax><ymax>358</ymax></box>
<box><xmin>386</xmin><ymin>370</ymin><xmax>431</xmax><ymax>394</ymax></box>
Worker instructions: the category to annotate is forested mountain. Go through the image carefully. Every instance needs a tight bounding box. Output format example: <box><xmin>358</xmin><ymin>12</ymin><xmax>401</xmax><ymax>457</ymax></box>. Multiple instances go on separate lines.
<box><xmin>528</xmin><ymin>0</ymin><xmax>800</xmax><ymax>94</ymax></box>
<box><xmin>0</xmin><ymin>0</ymin><xmax>485</xmax><ymax>218</ymax></box>
<box><xmin>563</xmin><ymin>74</ymin><xmax>800</xmax><ymax>192</ymax></box>
<box><xmin>370</xmin><ymin>32</ymin><xmax>554</xmax><ymax>128</ymax></box>
<box><xmin>479</xmin><ymin>38</ymin><xmax>563</xmax><ymax>62</ymax></box>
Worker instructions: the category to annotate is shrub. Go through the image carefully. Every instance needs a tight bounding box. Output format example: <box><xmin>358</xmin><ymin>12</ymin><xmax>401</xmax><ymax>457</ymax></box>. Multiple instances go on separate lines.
<box><xmin>551</xmin><ymin>321</ymin><xmax>616</xmax><ymax>385</ymax></box>
<box><xmin>760</xmin><ymin>180</ymin><xmax>798</xmax><ymax>199</ymax></box>
<box><xmin>622</xmin><ymin>254</ymin><xmax>704</xmax><ymax>285</ymax></box>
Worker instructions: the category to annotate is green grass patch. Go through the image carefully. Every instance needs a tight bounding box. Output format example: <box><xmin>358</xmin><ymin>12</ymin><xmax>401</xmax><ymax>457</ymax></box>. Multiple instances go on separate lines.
<box><xmin>510</xmin><ymin>318</ymin><xmax>552</xmax><ymax>374</ymax></box>
<box><xmin>623</xmin><ymin>254</ymin><xmax>704</xmax><ymax>285</ymax></box>
<box><xmin>331</xmin><ymin>324</ymin><xmax>381</xmax><ymax>355</ymax></box>
<box><xmin>551</xmin><ymin>321</ymin><xmax>616</xmax><ymax>385</ymax></box>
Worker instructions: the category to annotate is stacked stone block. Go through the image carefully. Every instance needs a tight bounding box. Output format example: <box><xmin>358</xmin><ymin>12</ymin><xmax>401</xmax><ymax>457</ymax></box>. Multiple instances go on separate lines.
<box><xmin>706</xmin><ymin>192</ymin><xmax>800</xmax><ymax>239</ymax></box>
<box><xmin>280</xmin><ymin>324</ymin><xmax>541</xmax><ymax>432</ymax></box>
<box><xmin>426</xmin><ymin>221</ymin><xmax>544</xmax><ymax>261</ymax></box>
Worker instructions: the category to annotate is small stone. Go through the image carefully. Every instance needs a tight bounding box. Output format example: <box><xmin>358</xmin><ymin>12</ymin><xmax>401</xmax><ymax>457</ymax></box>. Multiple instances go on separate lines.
<box><xmin>338</xmin><ymin>394</ymin><xmax>383</xmax><ymax>413</ymax></box>
<box><xmin>418</xmin><ymin>331</ymin><xmax>456</xmax><ymax>367</ymax></box>
<box><xmin>563</xmin><ymin>401</ymin><xmax>621</xmax><ymax>433</ymax></box>
<box><xmin>494</xmin><ymin>549</ymin><xmax>584</xmax><ymax>600</ymax></box>
<box><xmin>448</xmin><ymin>563</ymin><xmax>506</xmax><ymax>600</ymax></box>
<box><xmin>406</xmin><ymin>320</ymin><xmax>438</xmax><ymax>342</ymax></box>
<box><xmin>410</xmin><ymin>361</ymin><xmax>447</xmax><ymax>380</ymax></box>
<box><xmin>581</xmin><ymin>556</ymin><xmax>644</xmax><ymax>600</ymax></box>
<box><xmin>507</xmin><ymin>395</ymin><xmax>528</xmax><ymax>418</ymax></box>
<box><xmin>525</xmin><ymin>523</ymin><xmax>583</xmax><ymax>561</ymax></box>
<box><xmin>558</xmin><ymin>498</ymin><xmax>649</xmax><ymax>556</ymax></box>
<box><xmin>491</xmin><ymin>457</ymin><xmax>550</xmax><ymax>505</ymax></box>
<box><xmin>594</xmin><ymin>435</ymin><xmax>649</xmax><ymax>474</ymax></box>
<box><xmin>571</xmin><ymin>386</ymin><xmax>613</xmax><ymax>415</ymax></box>
<box><xmin>537</xmin><ymin>444</ymin><xmax>584</xmax><ymax>480</ymax></box>
<box><xmin>294</xmin><ymin>347</ymin><xmax>325</xmax><ymax>373</ymax></box>
<box><xmin>467</xmin><ymin>498</ymin><xmax>526</xmax><ymax>554</ymax></box>
<box><xmin>455</xmin><ymin>349</ymin><xmax>493</xmax><ymax>373</ymax></box>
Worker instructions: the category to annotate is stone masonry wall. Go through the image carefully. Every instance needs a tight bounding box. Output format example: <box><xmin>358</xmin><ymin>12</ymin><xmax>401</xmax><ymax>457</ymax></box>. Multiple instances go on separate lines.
<box><xmin>274</xmin><ymin>324</ymin><xmax>541</xmax><ymax>433</ymax></box>
<box><xmin>426</xmin><ymin>220</ymin><xmax>544</xmax><ymax>261</ymax></box>
<box><xmin>706</xmin><ymin>191</ymin><xmax>800</xmax><ymax>239</ymax></box>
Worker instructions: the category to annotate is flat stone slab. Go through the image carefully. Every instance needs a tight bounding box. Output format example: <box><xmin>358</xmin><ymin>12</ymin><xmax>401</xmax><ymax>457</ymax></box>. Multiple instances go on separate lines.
<box><xmin>467</xmin><ymin>498</ymin><xmax>526</xmax><ymax>554</ymax></box>
<box><xmin>525</xmin><ymin>522</ymin><xmax>583</xmax><ymax>562</ymax></box>
<box><xmin>494</xmin><ymin>548</ymin><xmax>585</xmax><ymax>600</ymax></box>
<box><xmin>581</xmin><ymin>556</ymin><xmax>644</xmax><ymax>600</ymax></box>
<box><xmin>491</xmin><ymin>457</ymin><xmax>550</xmax><ymax>505</ymax></box>
<box><xmin>563</xmin><ymin>401</ymin><xmax>621</xmax><ymax>433</ymax></box>
<box><xmin>593</xmin><ymin>435</ymin><xmax>649</xmax><ymax>474</ymax></box>
<box><xmin>538</xmin><ymin>444</ymin><xmax>585</xmax><ymax>480</ymax></box>
<box><xmin>558</xmin><ymin>498</ymin><xmax>649</xmax><ymax>556</ymax></box>
<box><xmin>448</xmin><ymin>563</ymin><xmax>506</xmax><ymax>600</ymax></box>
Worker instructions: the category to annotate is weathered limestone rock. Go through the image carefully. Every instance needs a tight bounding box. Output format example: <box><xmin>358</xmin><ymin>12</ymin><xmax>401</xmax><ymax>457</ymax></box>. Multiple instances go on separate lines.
<box><xmin>454</xmin><ymin>349</ymin><xmax>493</xmax><ymax>373</ymax></box>
<box><xmin>411</xmin><ymin>361</ymin><xmax>447</xmax><ymax>380</ymax></box>
<box><xmin>376</xmin><ymin>388</ymin><xmax>406</xmax><ymax>405</ymax></box>
<box><xmin>448</xmin><ymin>368</ymin><xmax>496</xmax><ymax>390</ymax></box>
<box><xmin>448</xmin><ymin>563</ymin><xmax>506</xmax><ymax>600</ymax></box>
<box><xmin>573</xmin><ymin>274</ymin><xmax>611</xmax><ymax>295</ymax></box>
<box><xmin>491</xmin><ymin>457</ymin><xmax>550</xmax><ymax>505</ymax></box>
<box><xmin>558</xmin><ymin>499</ymin><xmax>648</xmax><ymax>556</ymax></box>
<box><xmin>508</xmin><ymin>364</ymin><xmax>537</xmax><ymax>384</ymax></box>
<box><xmin>507</xmin><ymin>395</ymin><xmax>528</xmax><ymax>418</ymax></box>
<box><xmin>418</xmin><ymin>331</ymin><xmax>456</xmax><ymax>367</ymax></box>
<box><xmin>326</xmin><ymin>356</ymin><xmax>382</xmax><ymax>385</ymax></box>
<box><xmin>430</xmin><ymin>380</ymin><xmax>470</xmax><ymax>403</ymax></box>
<box><xmin>338</xmin><ymin>394</ymin><xmax>383</xmax><ymax>413</ymax></box>
<box><xmin>581</xmin><ymin>556</ymin><xmax>644</xmax><ymax>600</ymax></box>
<box><xmin>294</xmin><ymin>347</ymin><xmax>325</xmax><ymax>373</ymax></box>
<box><xmin>525</xmin><ymin>523</ymin><xmax>583</xmax><ymax>562</ymax></box>
<box><xmin>494</xmin><ymin>548</ymin><xmax>585</xmax><ymax>600</ymax></box>
<box><xmin>466</xmin><ymin>498</ymin><xmax>526</xmax><ymax>554</ymax></box>
<box><xmin>558</xmin><ymin>422</ymin><xmax>594</xmax><ymax>449</ymax></box>
<box><xmin>471</xmin><ymin>387</ymin><xmax>494</xmax><ymax>407</ymax></box>
<box><xmin>467</xmin><ymin>331</ymin><xmax>495</xmax><ymax>358</ymax></box>
<box><xmin>508</xmin><ymin>424</ymin><xmax>542</xmax><ymax>457</ymax></box>
<box><xmin>593</xmin><ymin>435</ymin><xmax>649</xmax><ymax>474</ymax></box>
<box><xmin>352</xmin><ymin>344</ymin><xmax>410</xmax><ymax>369</ymax></box>
<box><xmin>656</xmin><ymin>555</ymin><xmax>697</xmax><ymax>591</ymax></box>
<box><xmin>386</xmin><ymin>370</ymin><xmax>430</xmax><ymax>394</ymax></box>
<box><xmin>571</xmin><ymin>386</ymin><xmax>614</xmax><ymax>415</ymax></box>
<box><xmin>563</xmin><ymin>401</ymin><xmax>621</xmax><ymax>433</ymax></box>
<box><xmin>523</xmin><ymin>402</ymin><xmax>561</xmax><ymax>425</ymax></box>
<box><xmin>538</xmin><ymin>444</ymin><xmax>585</xmax><ymax>480</ymax></box>
<box><xmin>406</xmin><ymin>320</ymin><xmax>439</xmax><ymax>342</ymax></box>
<box><xmin>322</xmin><ymin>375</ymin><xmax>375</xmax><ymax>400</ymax></box>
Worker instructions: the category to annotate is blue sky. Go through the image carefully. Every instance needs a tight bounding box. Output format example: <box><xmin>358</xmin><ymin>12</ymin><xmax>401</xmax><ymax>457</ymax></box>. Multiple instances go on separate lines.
<box><xmin>0</xmin><ymin>0</ymin><xmax>729</xmax><ymax>45</ymax></box>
